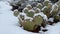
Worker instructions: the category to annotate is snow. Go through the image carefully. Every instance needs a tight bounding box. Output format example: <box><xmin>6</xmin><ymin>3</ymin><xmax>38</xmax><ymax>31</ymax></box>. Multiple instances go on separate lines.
<box><xmin>14</xmin><ymin>9</ymin><xmax>18</xmax><ymax>12</ymax></box>
<box><xmin>45</xmin><ymin>22</ymin><xmax>60</xmax><ymax>34</ymax></box>
<box><xmin>19</xmin><ymin>12</ymin><xmax>33</xmax><ymax>21</ymax></box>
<box><xmin>48</xmin><ymin>18</ymin><xmax>54</xmax><ymax>22</ymax></box>
<box><xmin>50</xmin><ymin>3</ymin><xmax>58</xmax><ymax>13</ymax></box>
<box><xmin>23</xmin><ymin>7</ymin><xmax>29</xmax><ymax>11</ymax></box>
<box><xmin>45</xmin><ymin>0</ymin><xmax>49</xmax><ymax>1</ymax></box>
<box><xmin>37</xmin><ymin>3</ymin><xmax>42</xmax><ymax>6</ymax></box>
<box><xmin>41</xmin><ymin>6</ymin><xmax>47</xmax><ymax>11</ymax></box>
<box><xmin>34</xmin><ymin>12</ymin><xmax>48</xmax><ymax>21</ymax></box>
<box><xmin>29</xmin><ymin>9</ymin><xmax>35</xmax><ymax>12</ymax></box>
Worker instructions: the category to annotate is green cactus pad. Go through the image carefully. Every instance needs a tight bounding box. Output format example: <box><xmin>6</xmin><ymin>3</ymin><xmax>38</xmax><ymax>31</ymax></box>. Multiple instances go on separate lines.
<box><xmin>20</xmin><ymin>15</ymin><xmax>24</xmax><ymax>20</ymax></box>
<box><xmin>33</xmin><ymin>15</ymin><xmax>43</xmax><ymax>26</ymax></box>
<box><xmin>23</xmin><ymin>8</ymin><xmax>29</xmax><ymax>13</ymax></box>
<box><xmin>26</xmin><ymin>11</ymin><xmax>34</xmax><ymax>17</ymax></box>
<box><xmin>37</xmin><ymin>3</ymin><xmax>43</xmax><ymax>9</ymax></box>
<box><xmin>26</xmin><ymin>5</ymin><xmax>32</xmax><ymax>10</ymax></box>
<box><xmin>13</xmin><ymin>11</ymin><xmax>19</xmax><ymax>17</ymax></box>
<box><xmin>42</xmin><ymin>7</ymin><xmax>51</xmax><ymax>18</ymax></box>
<box><xmin>51</xmin><ymin>6</ymin><xmax>59</xmax><ymax>16</ymax></box>
<box><xmin>43</xmin><ymin>1</ymin><xmax>49</xmax><ymax>6</ymax></box>
<box><xmin>22</xmin><ymin>20</ymin><xmax>37</xmax><ymax>31</ymax></box>
<box><xmin>54</xmin><ymin>15</ymin><xmax>60</xmax><ymax>21</ymax></box>
<box><xmin>57</xmin><ymin>1</ymin><xmax>60</xmax><ymax>10</ymax></box>
<box><xmin>47</xmin><ymin>3</ymin><xmax>52</xmax><ymax>9</ymax></box>
<box><xmin>35</xmin><ymin>8</ymin><xmax>40</xmax><ymax>13</ymax></box>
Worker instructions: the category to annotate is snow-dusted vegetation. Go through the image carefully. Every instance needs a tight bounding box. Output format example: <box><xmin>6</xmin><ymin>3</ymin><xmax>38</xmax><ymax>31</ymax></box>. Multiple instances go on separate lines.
<box><xmin>0</xmin><ymin>0</ymin><xmax>60</xmax><ymax>34</ymax></box>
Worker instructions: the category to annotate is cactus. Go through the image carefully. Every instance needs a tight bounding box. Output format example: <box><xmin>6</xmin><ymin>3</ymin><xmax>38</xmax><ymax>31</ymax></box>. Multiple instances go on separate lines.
<box><xmin>33</xmin><ymin>15</ymin><xmax>43</xmax><ymax>26</ymax></box>
<box><xmin>37</xmin><ymin>3</ymin><xmax>43</xmax><ymax>9</ymax></box>
<box><xmin>57</xmin><ymin>1</ymin><xmax>60</xmax><ymax>11</ymax></box>
<box><xmin>42</xmin><ymin>6</ymin><xmax>51</xmax><ymax>18</ymax></box>
<box><xmin>24</xmin><ymin>9</ymin><xmax>35</xmax><ymax>17</ymax></box>
<box><xmin>20</xmin><ymin>15</ymin><xmax>24</xmax><ymax>20</ymax></box>
<box><xmin>17</xmin><ymin>4</ymin><xmax>44</xmax><ymax>32</ymax></box>
<box><xmin>26</xmin><ymin>11</ymin><xmax>34</xmax><ymax>17</ymax></box>
<box><xmin>54</xmin><ymin>15</ymin><xmax>60</xmax><ymax>21</ymax></box>
<box><xmin>22</xmin><ymin>20</ymin><xmax>37</xmax><ymax>31</ymax></box>
<box><xmin>51</xmin><ymin>5</ymin><xmax>59</xmax><ymax>16</ymax></box>
<box><xmin>35</xmin><ymin>8</ymin><xmax>41</xmax><ymax>13</ymax></box>
<box><xmin>42</xmin><ymin>3</ymin><xmax>52</xmax><ymax>18</ymax></box>
<box><xmin>47</xmin><ymin>3</ymin><xmax>52</xmax><ymax>9</ymax></box>
<box><xmin>23</xmin><ymin>8</ymin><xmax>29</xmax><ymax>13</ymax></box>
<box><xmin>13</xmin><ymin>9</ymin><xmax>19</xmax><ymax>17</ymax></box>
<box><xmin>26</xmin><ymin>5</ymin><xmax>32</xmax><ymax>10</ymax></box>
<box><xmin>43</xmin><ymin>1</ymin><xmax>50</xmax><ymax>6</ymax></box>
<box><xmin>12</xmin><ymin>1</ymin><xmax>60</xmax><ymax>32</ymax></box>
